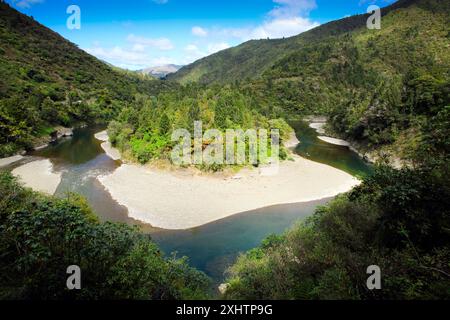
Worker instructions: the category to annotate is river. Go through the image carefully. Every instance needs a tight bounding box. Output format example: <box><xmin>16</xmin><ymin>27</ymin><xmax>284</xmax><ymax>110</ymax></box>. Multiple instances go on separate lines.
<box><xmin>10</xmin><ymin>121</ymin><xmax>371</xmax><ymax>285</ymax></box>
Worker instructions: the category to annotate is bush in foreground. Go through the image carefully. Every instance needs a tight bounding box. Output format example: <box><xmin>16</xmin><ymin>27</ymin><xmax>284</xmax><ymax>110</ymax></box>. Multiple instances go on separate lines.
<box><xmin>0</xmin><ymin>172</ymin><xmax>210</xmax><ymax>300</ymax></box>
<box><xmin>224</xmin><ymin>164</ymin><xmax>450</xmax><ymax>300</ymax></box>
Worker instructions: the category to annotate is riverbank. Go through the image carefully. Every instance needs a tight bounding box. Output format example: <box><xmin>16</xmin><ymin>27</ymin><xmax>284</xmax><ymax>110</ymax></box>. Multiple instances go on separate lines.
<box><xmin>306</xmin><ymin>118</ymin><xmax>352</xmax><ymax>147</ymax></box>
<box><xmin>0</xmin><ymin>155</ymin><xmax>24</xmax><ymax>168</ymax></box>
<box><xmin>306</xmin><ymin>118</ymin><xmax>379</xmax><ymax>163</ymax></box>
<box><xmin>98</xmin><ymin>155</ymin><xmax>360</xmax><ymax>230</ymax></box>
<box><xmin>285</xmin><ymin>132</ymin><xmax>300</xmax><ymax>149</ymax></box>
<box><xmin>94</xmin><ymin>131</ymin><xmax>121</xmax><ymax>161</ymax></box>
<box><xmin>33</xmin><ymin>126</ymin><xmax>74</xmax><ymax>150</ymax></box>
<box><xmin>307</xmin><ymin>118</ymin><xmax>406</xmax><ymax>169</ymax></box>
<box><xmin>12</xmin><ymin>159</ymin><xmax>62</xmax><ymax>195</ymax></box>
<box><xmin>318</xmin><ymin>136</ymin><xmax>351</xmax><ymax>147</ymax></box>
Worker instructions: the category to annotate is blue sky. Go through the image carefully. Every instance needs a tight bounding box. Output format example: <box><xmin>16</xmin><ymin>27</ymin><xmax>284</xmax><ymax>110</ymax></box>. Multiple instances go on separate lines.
<box><xmin>6</xmin><ymin>0</ymin><xmax>396</xmax><ymax>69</ymax></box>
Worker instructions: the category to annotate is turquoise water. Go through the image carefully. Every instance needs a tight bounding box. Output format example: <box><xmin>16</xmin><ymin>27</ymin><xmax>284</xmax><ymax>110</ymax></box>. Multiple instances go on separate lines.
<box><xmin>27</xmin><ymin>121</ymin><xmax>372</xmax><ymax>284</ymax></box>
<box><xmin>152</xmin><ymin>199</ymin><xmax>330</xmax><ymax>284</ymax></box>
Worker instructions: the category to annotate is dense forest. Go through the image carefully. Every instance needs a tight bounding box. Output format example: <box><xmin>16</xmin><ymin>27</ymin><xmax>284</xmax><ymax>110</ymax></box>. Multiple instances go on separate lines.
<box><xmin>223</xmin><ymin>107</ymin><xmax>450</xmax><ymax>299</ymax></box>
<box><xmin>107</xmin><ymin>84</ymin><xmax>293</xmax><ymax>171</ymax></box>
<box><xmin>0</xmin><ymin>1</ymin><xmax>173</xmax><ymax>157</ymax></box>
<box><xmin>170</xmin><ymin>0</ymin><xmax>450</xmax><ymax>163</ymax></box>
<box><xmin>0</xmin><ymin>0</ymin><xmax>449</xmax><ymax>300</ymax></box>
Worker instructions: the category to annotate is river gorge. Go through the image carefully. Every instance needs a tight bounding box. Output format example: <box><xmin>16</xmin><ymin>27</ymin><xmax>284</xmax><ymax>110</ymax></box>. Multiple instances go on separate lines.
<box><xmin>2</xmin><ymin>120</ymin><xmax>372</xmax><ymax>284</ymax></box>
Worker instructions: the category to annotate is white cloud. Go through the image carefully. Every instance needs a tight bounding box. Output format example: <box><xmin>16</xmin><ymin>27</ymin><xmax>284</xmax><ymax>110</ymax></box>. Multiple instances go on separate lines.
<box><xmin>207</xmin><ymin>42</ymin><xmax>231</xmax><ymax>54</ymax></box>
<box><xmin>269</xmin><ymin>0</ymin><xmax>317</xmax><ymax>18</ymax></box>
<box><xmin>192</xmin><ymin>26</ymin><xmax>208</xmax><ymax>37</ymax></box>
<box><xmin>84</xmin><ymin>33</ymin><xmax>177</xmax><ymax>70</ymax></box>
<box><xmin>181</xmin><ymin>42</ymin><xmax>231</xmax><ymax>64</ymax></box>
<box><xmin>192</xmin><ymin>0</ymin><xmax>319</xmax><ymax>42</ymax></box>
<box><xmin>185</xmin><ymin>44</ymin><xmax>201</xmax><ymax>52</ymax></box>
<box><xmin>152</xmin><ymin>0</ymin><xmax>168</xmax><ymax>4</ymax></box>
<box><xmin>150</xmin><ymin>56</ymin><xmax>176</xmax><ymax>65</ymax></box>
<box><xmin>127</xmin><ymin>34</ymin><xmax>174</xmax><ymax>51</ymax></box>
<box><xmin>202</xmin><ymin>17</ymin><xmax>318</xmax><ymax>41</ymax></box>
<box><xmin>132</xmin><ymin>43</ymin><xmax>147</xmax><ymax>53</ymax></box>
<box><xmin>184</xmin><ymin>44</ymin><xmax>206</xmax><ymax>63</ymax></box>
<box><xmin>85</xmin><ymin>46</ymin><xmax>151</xmax><ymax>69</ymax></box>
<box><xmin>249</xmin><ymin>17</ymin><xmax>319</xmax><ymax>39</ymax></box>
<box><xmin>85</xmin><ymin>44</ymin><xmax>179</xmax><ymax>69</ymax></box>
<box><xmin>242</xmin><ymin>0</ymin><xmax>320</xmax><ymax>39</ymax></box>
<box><xmin>11</xmin><ymin>0</ymin><xmax>44</xmax><ymax>9</ymax></box>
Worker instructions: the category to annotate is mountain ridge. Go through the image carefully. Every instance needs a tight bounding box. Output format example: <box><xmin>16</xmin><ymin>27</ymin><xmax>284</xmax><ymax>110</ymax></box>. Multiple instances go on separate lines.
<box><xmin>168</xmin><ymin>0</ymin><xmax>448</xmax><ymax>85</ymax></box>
<box><xmin>169</xmin><ymin>0</ymin><xmax>449</xmax><ymax>162</ymax></box>
<box><xmin>138</xmin><ymin>64</ymin><xmax>183</xmax><ymax>79</ymax></box>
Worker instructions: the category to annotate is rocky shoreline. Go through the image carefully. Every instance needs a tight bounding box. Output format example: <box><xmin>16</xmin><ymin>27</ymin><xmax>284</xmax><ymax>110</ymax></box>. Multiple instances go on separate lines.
<box><xmin>306</xmin><ymin>117</ymin><xmax>404</xmax><ymax>169</ymax></box>
<box><xmin>33</xmin><ymin>126</ymin><xmax>74</xmax><ymax>151</ymax></box>
<box><xmin>0</xmin><ymin>127</ymin><xmax>77</xmax><ymax>168</ymax></box>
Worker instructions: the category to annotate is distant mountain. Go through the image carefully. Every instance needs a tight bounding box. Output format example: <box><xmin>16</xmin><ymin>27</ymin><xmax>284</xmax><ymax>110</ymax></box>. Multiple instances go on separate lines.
<box><xmin>139</xmin><ymin>64</ymin><xmax>183</xmax><ymax>79</ymax></box>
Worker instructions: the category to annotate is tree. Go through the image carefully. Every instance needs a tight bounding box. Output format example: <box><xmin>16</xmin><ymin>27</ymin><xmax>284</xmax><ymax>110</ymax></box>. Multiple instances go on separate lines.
<box><xmin>159</xmin><ymin>113</ymin><xmax>171</xmax><ymax>135</ymax></box>
<box><xmin>0</xmin><ymin>173</ymin><xmax>210</xmax><ymax>300</ymax></box>
<box><xmin>40</xmin><ymin>97</ymin><xmax>58</xmax><ymax>122</ymax></box>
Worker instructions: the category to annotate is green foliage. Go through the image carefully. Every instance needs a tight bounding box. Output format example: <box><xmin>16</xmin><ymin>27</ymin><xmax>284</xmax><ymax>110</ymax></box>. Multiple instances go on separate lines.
<box><xmin>130</xmin><ymin>134</ymin><xmax>171</xmax><ymax>164</ymax></box>
<box><xmin>169</xmin><ymin>0</ymin><xmax>450</xmax><ymax>154</ymax></box>
<box><xmin>0</xmin><ymin>172</ymin><xmax>210</xmax><ymax>300</ymax></box>
<box><xmin>224</xmin><ymin>140</ymin><xmax>450</xmax><ymax>300</ymax></box>
<box><xmin>415</xmin><ymin>106</ymin><xmax>450</xmax><ymax>163</ymax></box>
<box><xmin>224</xmin><ymin>96</ymin><xmax>450</xmax><ymax>300</ymax></box>
<box><xmin>0</xmin><ymin>2</ymin><xmax>176</xmax><ymax>156</ymax></box>
<box><xmin>159</xmin><ymin>113</ymin><xmax>171</xmax><ymax>135</ymax></box>
<box><xmin>108</xmin><ymin>85</ymin><xmax>293</xmax><ymax>169</ymax></box>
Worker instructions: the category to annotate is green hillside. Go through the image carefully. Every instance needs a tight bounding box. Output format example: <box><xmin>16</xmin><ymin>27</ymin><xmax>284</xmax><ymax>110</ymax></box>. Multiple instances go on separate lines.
<box><xmin>169</xmin><ymin>0</ymin><xmax>449</xmax><ymax>86</ymax></box>
<box><xmin>0</xmin><ymin>2</ymin><xmax>173</xmax><ymax>156</ymax></box>
<box><xmin>170</xmin><ymin>0</ymin><xmax>450</xmax><ymax>160</ymax></box>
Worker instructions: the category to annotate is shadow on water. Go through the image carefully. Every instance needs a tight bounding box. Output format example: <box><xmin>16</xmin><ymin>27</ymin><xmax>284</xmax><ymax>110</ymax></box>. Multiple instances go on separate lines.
<box><xmin>290</xmin><ymin>120</ymin><xmax>373</xmax><ymax>178</ymax></box>
<box><xmin>32</xmin><ymin>126</ymin><xmax>105</xmax><ymax>165</ymax></box>
<box><xmin>27</xmin><ymin>123</ymin><xmax>372</xmax><ymax>285</ymax></box>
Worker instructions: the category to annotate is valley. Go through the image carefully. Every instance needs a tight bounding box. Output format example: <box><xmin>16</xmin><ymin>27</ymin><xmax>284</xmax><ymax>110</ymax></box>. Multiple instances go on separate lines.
<box><xmin>4</xmin><ymin>120</ymin><xmax>370</xmax><ymax>285</ymax></box>
<box><xmin>0</xmin><ymin>0</ymin><xmax>448</xmax><ymax>301</ymax></box>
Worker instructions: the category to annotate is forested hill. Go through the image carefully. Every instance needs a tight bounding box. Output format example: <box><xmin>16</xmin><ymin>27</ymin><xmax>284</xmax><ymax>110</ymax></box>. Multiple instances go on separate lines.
<box><xmin>170</xmin><ymin>0</ymin><xmax>449</xmax><ymax>161</ymax></box>
<box><xmin>168</xmin><ymin>0</ymin><xmax>449</xmax><ymax>85</ymax></box>
<box><xmin>0</xmin><ymin>2</ymin><xmax>173</xmax><ymax>156</ymax></box>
